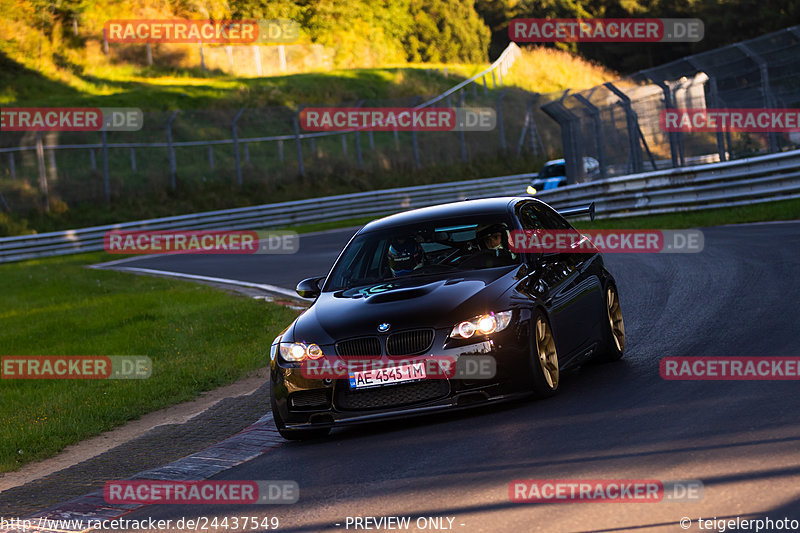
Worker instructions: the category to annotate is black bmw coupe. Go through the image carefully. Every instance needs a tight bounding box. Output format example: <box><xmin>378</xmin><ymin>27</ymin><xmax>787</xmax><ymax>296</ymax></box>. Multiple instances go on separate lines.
<box><xmin>269</xmin><ymin>196</ymin><xmax>625</xmax><ymax>439</ymax></box>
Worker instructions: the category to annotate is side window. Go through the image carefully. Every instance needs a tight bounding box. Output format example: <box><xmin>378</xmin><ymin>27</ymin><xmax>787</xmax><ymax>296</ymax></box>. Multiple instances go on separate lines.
<box><xmin>537</xmin><ymin>203</ymin><xmax>573</xmax><ymax>230</ymax></box>
<box><xmin>518</xmin><ymin>204</ymin><xmax>546</xmax><ymax>230</ymax></box>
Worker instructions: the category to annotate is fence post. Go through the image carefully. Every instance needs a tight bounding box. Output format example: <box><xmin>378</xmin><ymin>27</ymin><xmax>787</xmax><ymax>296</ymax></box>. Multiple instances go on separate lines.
<box><xmin>706</xmin><ymin>76</ymin><xmax>726</xmax><ymax>162</ymax></box>
<box><xmin>89</xmin><ymin>148</ymin><xmax>96</xmax><ymax>170</ymax></box>
<box><xmin>101</xmin><ymin>130</ymin><xmax>110</xmax><ymax>202</ymax></box>
<box><xmin>516</xmin><ymin>112</ymin><xmax>530</xmax><ymax>157</ymax></box>
<box><xmin>253</xmin><ymin>45</ymin><xmax>263</xmax><ymax>76</ymax></box>
<box><xmin>411</xmin><ymin>97</ymin><xmax>422</xmax><ymax>169</ymax></box>
<box><xmin>226</xmin><ymin>46</ymin><xmax>234</xmax><ymax>72</ymax></box>
<box><xmin>604</xmin><ymin>82</ymin><xmax>645</xmax><ymax>174</ymax></box>
<box><xmin>293</xmin><ymin>111</ymin><xmax>305</xmax><ymax>177</ymax></box>
<box><xmin>8</xmin><ymin>152</ymin><xmax>16</xmax><ymax>180</ymax></box>
<box><xmin>492</xmin><ymin>70</ymin><xmax>497</xmax><ymax>89</ymax></box>
<box><xmin>232</xmin><ymin>107</ymin><xmax>245</xmax><ymax>186</ymax></box>
<box><xmin>574</xmin><ymin>93</ymin><xmax>607</xmax><ymax>180</ymax></box>
<box><xmin>47</xmin><ymin>143</ymin><xmax>57</xmax><ymax>184</ymax></box>
<box><xmin>651</xmin><ymin>77</ymin><xmax>684</xmax><ymax>167</ymax></box>
<box><xmin>278</xmin><ymin>44</ymin><xmax>287</xmax><ymax>72</ymax></box>
<box><xmin>496</xmin><ymin>91</ymin><xmax>507</xmax><ymax>153</ymax></box>
<box><xmin>166</xmin><ymin>110</ymin><xmax>179</xmax><ymax>190</ymax></box>
<box><xmin>341</xmin><ymin>133</ymin><xmax>348</xmax><ymax>155</ymax></box>
<box><xmin>527</xmin><ymin>95</ymin><xmax>544</xmax><ymax>157</ymax></box>
<box><xmin>34</xmin><ymin>133</ymin><xmax>49</xmax><ymax>211</ymax></box>
<box><xmin>458</xmin><ymin>90</ymin><xmax>467</xmax><ymax>162</ymax></box>
<box><xmin>102</xmin><ymin>28</ymin><xmax>109</xmax><ymax>54</ymax></box>
<box><xmin>130</xmin><ymin>147</ymin><xmax>137</xmax><ymax>172</ymax></box>
<box><xmin>278</xmin><ymin>139</ymin><xmax>284</xmax><ymax>162</ymax></box>
<box><xmin>542</xmin><ymin>95</ymin><xmax>582</xmax><ymax>184</ymax></box>
<box><xmin>146</xmin><ymin>43</ymin><xmax>153</xmax><ymax>66</ymax></box>
<box><xmin>354</xmin><ymin>100</ymin><xmax>365</xmax><ymax>170</ymax></box>
<box><xmin>736</xmin><ymin>43</ymin><xmax>779</xmax><ymax>153</ymax></box>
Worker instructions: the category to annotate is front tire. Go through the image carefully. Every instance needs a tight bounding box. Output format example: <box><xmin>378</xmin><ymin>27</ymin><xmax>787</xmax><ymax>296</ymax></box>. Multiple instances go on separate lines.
<box><xmin>528</xmin><ymin>310</ymin><xmax>560</xmax><ymax>398</ymax></box>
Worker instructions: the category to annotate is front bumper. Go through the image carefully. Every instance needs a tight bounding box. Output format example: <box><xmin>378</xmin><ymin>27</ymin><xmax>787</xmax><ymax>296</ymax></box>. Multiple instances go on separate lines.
<box><xmin>270</xmin><ymin>318</ymin><xmax>532</xmax><ymax>430</ymax></box>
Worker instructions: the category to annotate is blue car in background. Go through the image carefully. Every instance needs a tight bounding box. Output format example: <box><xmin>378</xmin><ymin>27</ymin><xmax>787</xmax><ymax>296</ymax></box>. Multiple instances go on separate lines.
<box><xmin>526</xmin><ymin>157</ymin><xmax>600</xmax><ymax>195</ymax></box>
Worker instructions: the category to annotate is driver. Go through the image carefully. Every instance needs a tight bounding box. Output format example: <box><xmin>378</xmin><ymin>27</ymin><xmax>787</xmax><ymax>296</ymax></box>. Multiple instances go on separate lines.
<box><xmin>476</xmin><ymin>223</ymin><xmax>517</xmax><ymax>264</ymax></box>
<box><xmin>478</xmin><ymin>223</ymin><xmax>509</xmax><ymax>252</ymax></box>
<box><xmin>387</xmin><ymin>237</ymin><xmax>424</xmax><ymax>276</ymax></box>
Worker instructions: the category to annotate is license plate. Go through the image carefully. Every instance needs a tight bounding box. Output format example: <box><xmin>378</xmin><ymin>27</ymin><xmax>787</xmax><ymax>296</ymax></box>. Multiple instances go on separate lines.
<box><xmin>348</xmin><ymin>362</ymin><xmax>427</xmax><ymax>389</ymax></box>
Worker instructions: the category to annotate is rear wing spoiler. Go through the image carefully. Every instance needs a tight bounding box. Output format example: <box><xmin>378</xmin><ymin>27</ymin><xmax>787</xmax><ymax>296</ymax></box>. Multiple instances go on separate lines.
<box><xmin>558</xmin><ymin>202</ymin><xmax>595</xmax><ymax>221</ymax></box>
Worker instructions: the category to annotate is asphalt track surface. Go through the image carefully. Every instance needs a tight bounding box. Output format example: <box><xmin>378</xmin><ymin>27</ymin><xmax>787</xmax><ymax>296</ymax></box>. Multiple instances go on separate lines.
<box><xmin>110</xmin><ymin>221</ymin><xmax>800</xmax><ymax>532</ymax></box>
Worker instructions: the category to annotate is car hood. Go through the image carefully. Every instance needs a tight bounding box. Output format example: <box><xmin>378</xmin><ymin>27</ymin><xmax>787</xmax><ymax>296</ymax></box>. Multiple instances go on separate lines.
<box><xmin>289</xmin><ymin>267</ymin><xmax>521</xmax><ymax>343</ymax></box>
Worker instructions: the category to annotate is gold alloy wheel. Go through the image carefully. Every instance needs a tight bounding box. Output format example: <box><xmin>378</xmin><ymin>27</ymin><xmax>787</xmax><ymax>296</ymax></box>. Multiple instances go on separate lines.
<box><xmin>606</xmin><ymin>286</ymin><xmax>626</xmax><ymax>352</ymax></box>
<box><xmin>535</xmin><ymin>316</ymin><xmax>559</xmax><ymax>389</ymax></box>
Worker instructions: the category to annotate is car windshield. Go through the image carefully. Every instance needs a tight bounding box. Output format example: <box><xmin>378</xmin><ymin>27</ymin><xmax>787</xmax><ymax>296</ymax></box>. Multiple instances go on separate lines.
<box><xmin>325</xmin><ymin>215</ymin><xmax>520</xmax><ymax>292</ymax></box>
<box><xmin>539</xmin><ymin>163</ymin><xmax>566</xmax><ymax>179</ymax></box>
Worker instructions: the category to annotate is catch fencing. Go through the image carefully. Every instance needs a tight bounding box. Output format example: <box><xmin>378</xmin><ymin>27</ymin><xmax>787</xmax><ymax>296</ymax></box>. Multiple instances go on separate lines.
<box><xmin>543</xmin><ymin>25</ymin><xmax>800</xmax><ymax>184</ymax></box>
<box><xmin>0</xmin><ymin>43</ymin><xmax>563</xmax><ymax>214</ymax></box>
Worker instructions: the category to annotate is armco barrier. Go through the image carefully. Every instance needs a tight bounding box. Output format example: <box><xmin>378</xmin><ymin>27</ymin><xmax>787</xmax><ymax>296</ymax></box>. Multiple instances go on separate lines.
<box><xmin>2</xmin><ymin>148</ymin><xmax>800</xmax><ymax>263</ymax></box>
<box><xmin>0</xmin><ymin>174</ymin><xmax>534</xmax><ymax>263</ymax></box>
<box><xmin>537</xmin><ymin>148</ymin><xmax>800</xmax><ymax>217</ymax></box>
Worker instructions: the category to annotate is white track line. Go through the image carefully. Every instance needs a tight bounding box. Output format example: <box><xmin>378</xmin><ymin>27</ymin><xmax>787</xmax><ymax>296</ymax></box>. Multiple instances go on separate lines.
<box><xmin>107</xmin><ymin>266</ymin><xmax>311</xmax><ymax>302</ymax></box>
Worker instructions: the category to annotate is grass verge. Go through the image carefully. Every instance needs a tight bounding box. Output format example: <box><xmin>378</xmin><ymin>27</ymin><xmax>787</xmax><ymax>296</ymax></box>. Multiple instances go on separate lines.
<box><xmin>0</xmin><ymin>252</ymin><xmax>300</xmax><ymax>473</ymax></box>
<box><xmin>575</xmin><ymin>198</ymin><xmax>800</xmax><ymax>230</ymax></box>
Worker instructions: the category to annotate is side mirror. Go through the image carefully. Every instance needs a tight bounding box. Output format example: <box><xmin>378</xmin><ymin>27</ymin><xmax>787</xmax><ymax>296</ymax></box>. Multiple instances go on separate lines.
<box><xmin>296</xmin><ymin>276</ymin><xmax>324</xmax><ymax>299</ymax></box>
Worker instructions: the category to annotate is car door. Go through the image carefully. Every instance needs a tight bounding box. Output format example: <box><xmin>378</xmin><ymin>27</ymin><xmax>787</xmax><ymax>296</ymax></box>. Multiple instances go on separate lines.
<box><xmin>516</xmin><ymin>202</ymin><xmax>603</xmax><ymax>361</ymax></box>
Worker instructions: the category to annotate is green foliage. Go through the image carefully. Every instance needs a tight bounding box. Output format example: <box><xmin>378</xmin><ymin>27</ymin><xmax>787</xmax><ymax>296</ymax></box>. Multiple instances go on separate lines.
<box><xmin>404</xmin><ymin>0</ymin><xmax>491</xmax><ymax>63</ymax></box>
<box><xmin>477</xmin><ymin>0</ymin><xmax>800</xmax><ymax>73</ymax></box>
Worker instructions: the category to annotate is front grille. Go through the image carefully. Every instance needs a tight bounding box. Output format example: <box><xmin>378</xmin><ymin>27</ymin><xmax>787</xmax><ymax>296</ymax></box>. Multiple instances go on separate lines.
<box><xmin>290</xmin><ymin>388</ymin><xmax>330</xmax><ymax>409</ymax></box>
<box><xmin>386</xmin><ymin>329</ymin><xmax>434</xmax><ymax>356</ymax></box>
<box><xmin>336</xmin><ymin>336</ymin><xmax>381</xmax><ymax>356</ymax></box>
<box><xmin>335</xmin><ymin>380</ymin><xmax>449</xmax><ymax>410</ymax></box>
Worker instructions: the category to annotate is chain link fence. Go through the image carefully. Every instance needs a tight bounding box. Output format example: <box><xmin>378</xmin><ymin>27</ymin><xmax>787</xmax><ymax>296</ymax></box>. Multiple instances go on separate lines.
<box><xmin>541</xmin><ymin>24</ymin><xmax>800</xmax><ymax>184</ymax></box>
<box><xmin>0</xmin><ymin>44</ymin><xmax>569</xmax><ymax>213</ymax></box>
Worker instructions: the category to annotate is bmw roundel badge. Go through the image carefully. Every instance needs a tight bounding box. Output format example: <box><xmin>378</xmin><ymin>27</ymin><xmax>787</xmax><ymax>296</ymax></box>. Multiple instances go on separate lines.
<box><xmin>377</xmin><ymin>323</ymin><xmax>391</xmax><ymax>333</ymax></box>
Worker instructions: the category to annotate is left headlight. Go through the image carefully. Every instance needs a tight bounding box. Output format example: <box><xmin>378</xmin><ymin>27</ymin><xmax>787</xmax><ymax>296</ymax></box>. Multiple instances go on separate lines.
<box><xmin>279</xmin><ymin>342</ymin><xmax>324</xmax><ymax>362</ymax></box>
<box><xmin>449</xmin><ymin>310</ymin><xmax>513</xmax><ymax>340</ymax></box>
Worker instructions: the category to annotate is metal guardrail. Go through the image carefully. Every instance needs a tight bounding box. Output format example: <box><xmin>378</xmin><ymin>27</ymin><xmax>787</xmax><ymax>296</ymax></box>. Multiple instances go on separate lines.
<box><xmin>536</xmin><ymin>148</ymin><xmax>800</xmax><ymax>218</ymax></box>
<box><xmin>0</xmin><ymin>174</ymin><xmax>534</xmax><ymax>263</ymax></box>
<box><xmin>2</xmin><ymin>147</ymin><xmax>799</xmax><ymax>263</ymax></box>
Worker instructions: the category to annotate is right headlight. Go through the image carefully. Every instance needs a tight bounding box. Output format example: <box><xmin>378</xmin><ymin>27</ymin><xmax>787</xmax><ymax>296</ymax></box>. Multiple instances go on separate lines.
<box><xmin>279</xmin><ymin>342</ymin><xmax>324</xmax><ymax>362</ymax></box>
<box><xmin>449</xmin><ymin>310</ymin><xmax>513</xmax><ymax>340</ymax></box>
